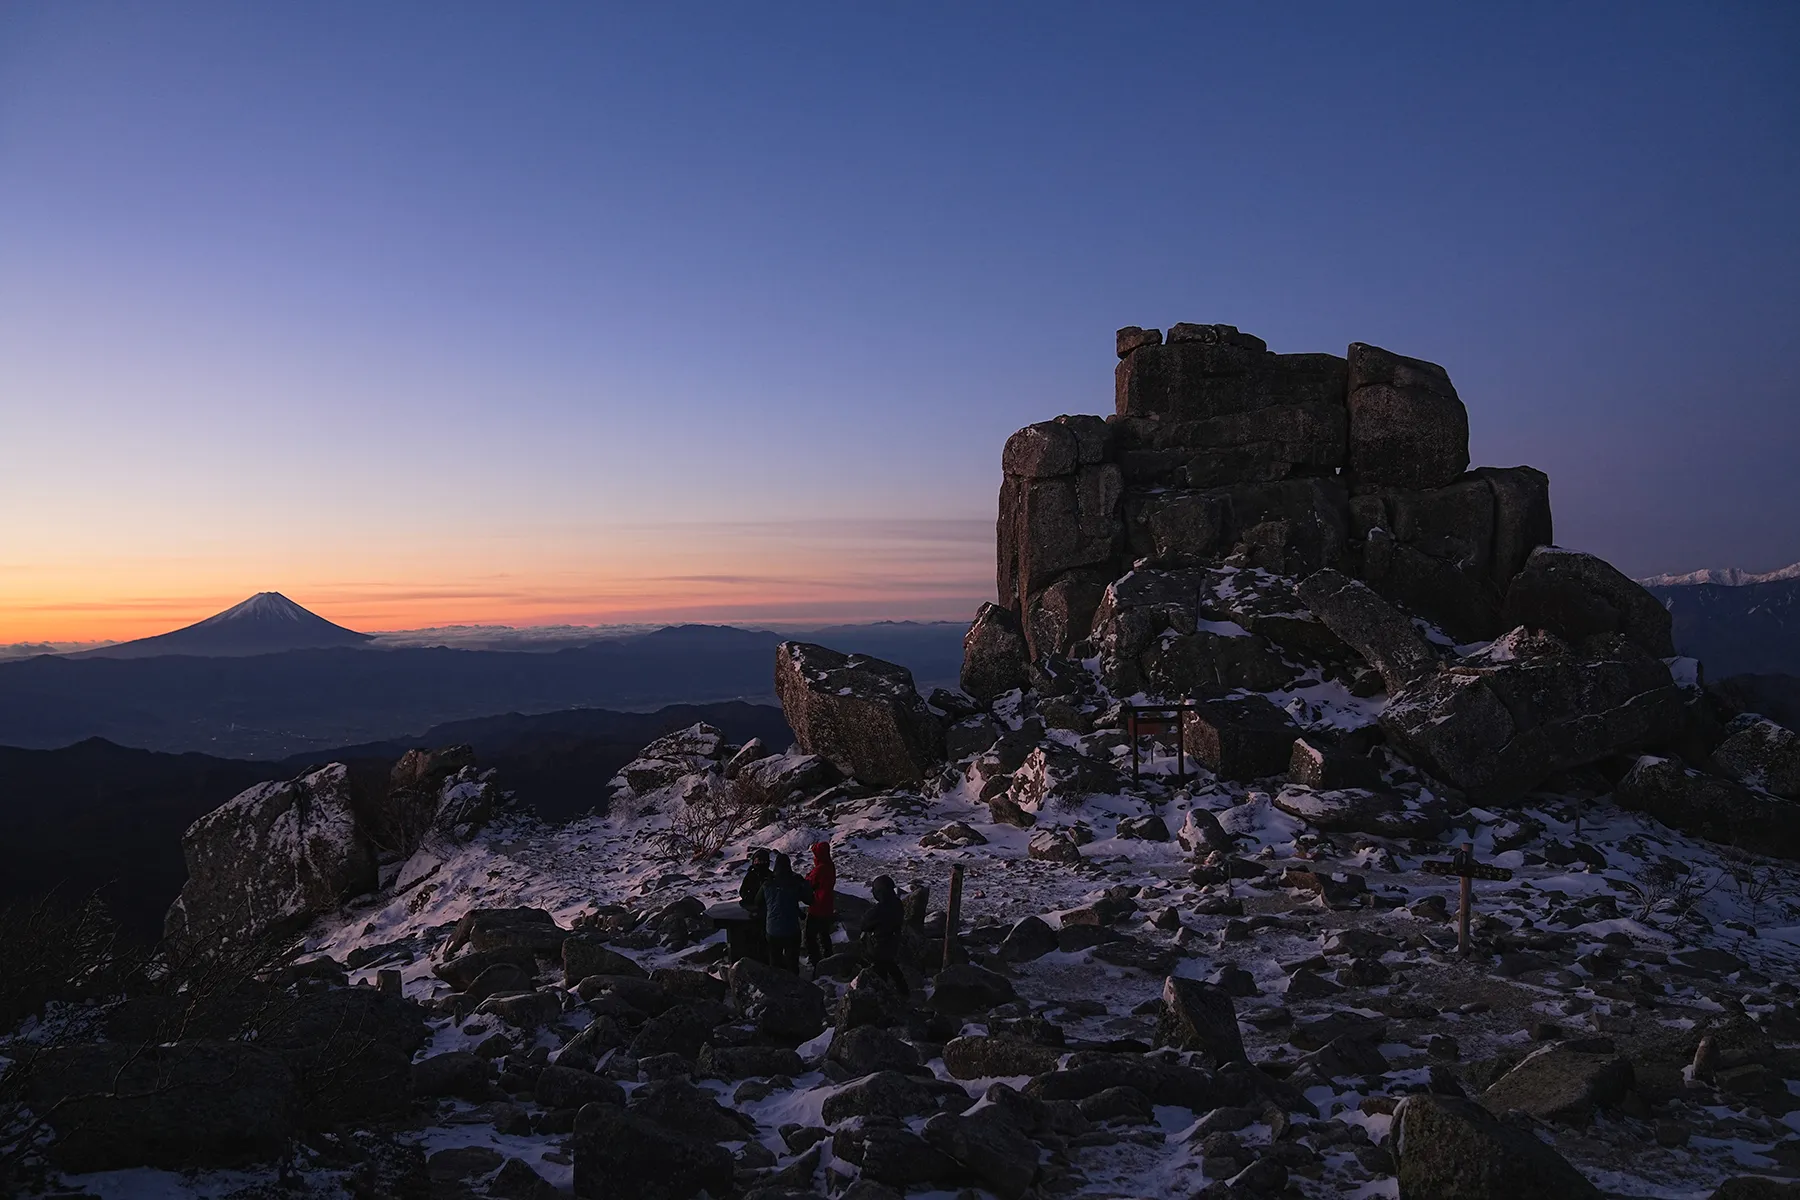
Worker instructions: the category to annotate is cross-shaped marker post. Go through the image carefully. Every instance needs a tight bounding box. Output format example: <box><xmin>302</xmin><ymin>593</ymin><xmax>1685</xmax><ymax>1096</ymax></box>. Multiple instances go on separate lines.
<box><xmin>1421</xmin><ymin>841</ymin><xmax>1515</xmax><ymax>957</ymax></box>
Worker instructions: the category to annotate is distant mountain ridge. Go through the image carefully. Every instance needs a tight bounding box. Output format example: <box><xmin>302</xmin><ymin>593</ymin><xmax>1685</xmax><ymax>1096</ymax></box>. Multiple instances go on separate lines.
<box><xmin>1641</xmin><ymin>567</ymin><xmax>1800</xmax><ymax>678</ymax></box>
<box><xmin>0</xmin><ymin>619</ymin><xmax>964</xmax><ymax>757</ymax></box>
<box><xmin>76</xmin><ymin>592</ymin><xmax>370</xmax><ymax>659</ymax></box>
<box><xmin>1639</xmin><ymin>562</ymin><xmax>1800</xmax><ymax>588</ymax></box>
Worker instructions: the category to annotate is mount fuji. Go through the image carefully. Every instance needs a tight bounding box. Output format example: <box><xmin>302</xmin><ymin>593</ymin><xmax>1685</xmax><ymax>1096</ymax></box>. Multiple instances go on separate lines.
<box><xmin>78</xmin><ymin>592</ymin><xmax>372</xmax><ymax>659</ymax></box>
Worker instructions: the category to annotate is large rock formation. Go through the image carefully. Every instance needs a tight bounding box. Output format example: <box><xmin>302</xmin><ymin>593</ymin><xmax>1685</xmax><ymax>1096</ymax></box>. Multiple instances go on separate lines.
<box><xmin>959</xmin><ymin>323</ymin><xmax>1726</xmax><ymax>811</ymax></box>
<box><xmin>164</xmin><ymin>765</ymin><xmax>376</xmax><ymax>951</ymax></box>
<box><xmin>167</xmin><ymin>754</ymin><xmax>509</xmax><ymax>950</ymax></box>
<box><xmin>775</xmin><ymin>641</ymin><xmax>945</xmax><ymax>787</ymax></box>
<box><xmin>977</xmin><ymin>323</ymin><xmax>1555</xmax><ymax>663</ymax></box>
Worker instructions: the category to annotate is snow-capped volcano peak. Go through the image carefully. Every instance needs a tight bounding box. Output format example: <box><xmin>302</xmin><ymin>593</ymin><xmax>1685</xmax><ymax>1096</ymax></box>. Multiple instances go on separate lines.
<box><xmin>79</xmin><ymin>592</ymin><xmax>372</xmax><ymax>659</ymax></box>
<box><xmin>195</xmin><ymin>591</ymin><xmax>318</xmax><ymax>627</ymax></box>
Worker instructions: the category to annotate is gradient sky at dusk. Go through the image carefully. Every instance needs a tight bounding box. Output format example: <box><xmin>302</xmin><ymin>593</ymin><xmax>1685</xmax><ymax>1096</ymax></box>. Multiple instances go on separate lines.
<box><xmin>2</xmin><ymin>3</ymin><xmax>1797</xmax><ymax>642</ymax></box>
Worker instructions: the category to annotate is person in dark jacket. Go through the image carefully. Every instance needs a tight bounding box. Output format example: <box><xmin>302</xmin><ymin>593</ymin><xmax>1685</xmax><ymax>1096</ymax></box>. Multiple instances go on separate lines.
<box><xmin>760</xmin><ymin>851</ymin><xmax>805</xmax><ymax>973</ymax></box>
<box><xmin>803</xmin><ymin>841</ymin><xmax>836</xmax><ymax>972</ymax></box>
<box><xmin>738</xmin><ymin>848</ymin><xmax>772</xmax><ymax>962</ymax></box>
<box><xmin>858</xmin><ymin>874</ymin><xmax>907</xmax><ymax>992</ymax></box>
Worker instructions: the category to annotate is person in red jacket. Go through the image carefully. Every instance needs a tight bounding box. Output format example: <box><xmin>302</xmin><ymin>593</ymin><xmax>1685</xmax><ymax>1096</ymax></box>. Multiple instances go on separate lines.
<box><xmin>803</xmin><ymin>840</ymin><xmax>836</xmax><ymax>972</ymax></box>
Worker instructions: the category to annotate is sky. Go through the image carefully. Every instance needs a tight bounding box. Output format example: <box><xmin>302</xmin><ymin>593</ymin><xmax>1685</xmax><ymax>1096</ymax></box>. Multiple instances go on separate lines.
<box><xmin>1</xmin><ymin>3</ymin><xmax>1797</xmax><ymax>643</ymax></box>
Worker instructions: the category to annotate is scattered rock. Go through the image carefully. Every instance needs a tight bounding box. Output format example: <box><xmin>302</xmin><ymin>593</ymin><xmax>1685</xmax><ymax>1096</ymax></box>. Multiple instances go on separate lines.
<box><xmin>1156</xmin><ymin>976</ymin><xmax>1247</xmax><ymax>1066</ymax></box>
<box><xmin>930</xmin><ymin>963</ymin><xmax>1018</xmax><ymax>1017</ymax></box>
<box><xmin>922</xmin><ymin>1104</ymin><xmax>1042</xmax><ymax>1199</ymax></box>
<box><xmin>943</xmin><ymin>1035</ymin><xmax>1063</xmax><ymax>1080</ymax></box>
<box><xmin>1028</xmin><ymin>828</ymin><xmax>1084</xmax><ymax>863</ymax></box>
<box><xmin>563</xmin><ymin>936</ymin><xmax>647</xmax><ymax>985</ymax></box>
<box><xmin>1295</xmin><ymin>569</ymin><xmax>1439</xmax><ymax>693</ymax></box>
<box><xmin>830</xmin><ymin>1025</ymin><xmax>923</xmax><ymax>1076</ymax></box>
<box><xmin>571</xmin><ymin>1102</ymin><xmax>734</xmax><ymax>1200</ymax></box>
<box><xmin>1394</xmin><ymin>1094</ymin><xmax>1600</xmax><ymax>1198</ymax></box>
<box><xmin>730</xmin><ymin>957</ymin><xmax>828</xmax><ymax>1043</ymax></box>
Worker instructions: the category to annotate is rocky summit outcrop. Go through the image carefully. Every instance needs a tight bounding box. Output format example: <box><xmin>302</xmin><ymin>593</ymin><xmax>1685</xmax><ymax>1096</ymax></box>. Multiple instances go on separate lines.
<box><xmin>954</xmin><ymin>321</ymin><xmax>1785</xmax><ymax>837</ymax></box>
<box><xmin>166</xmin><ymin>752</ymin><xmax>510</xmax><ymax>952</ymax></box>
<box><xmin>993</xmin><ymin>324</ymin><xmax>1555</xmax><ymax>655</ymax></box>
<box><xmin>775</xmin><ymin>641</ymin><xmax>945</xmax><ymax>787</ymax></box>
<box><xmin>164</xmin><ymin>764</ymin><xmax>376</xmax><ymax>951</ymax></box>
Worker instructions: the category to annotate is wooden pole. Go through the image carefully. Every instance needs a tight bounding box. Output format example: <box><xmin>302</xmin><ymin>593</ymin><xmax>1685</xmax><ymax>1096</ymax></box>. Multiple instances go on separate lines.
<box><xmin>1130</xmin><ymin>707</ymin><xmax>1140</xmax><ymax>784</ymax></box>
<box><xmin>943</xmin><ymin>864</ymin><xmax>965</xmax><ymax>969</ymax></box>
<box><xmin>1457</xmin><ymin>841</ymin><xmax>1473</xmax><ymax>958</ymax></box>
<box><xmin>1177</xmin><ymin>708</ymin><xmax>1186</xmax><ymax>783</ymax></box>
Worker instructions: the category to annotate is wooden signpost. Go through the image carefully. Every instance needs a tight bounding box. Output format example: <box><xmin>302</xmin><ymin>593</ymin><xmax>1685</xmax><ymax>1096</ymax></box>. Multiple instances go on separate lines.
<box><xmin>942</xmin><ymin>863</ymin><xmax>965</xmax><ymax>969</ymax></box>
<box><xmin>1421</xmin><ymin>841</ymin><xmax>1514</xmax><ymax>957</ymax></box>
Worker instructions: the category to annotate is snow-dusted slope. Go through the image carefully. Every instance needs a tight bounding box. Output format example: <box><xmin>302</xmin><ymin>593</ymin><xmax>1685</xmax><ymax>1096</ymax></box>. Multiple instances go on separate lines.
<box><xmin>41</xmin><ymin>729</ymin><xmax>1794</xmax><ymax>1199</ymax></box>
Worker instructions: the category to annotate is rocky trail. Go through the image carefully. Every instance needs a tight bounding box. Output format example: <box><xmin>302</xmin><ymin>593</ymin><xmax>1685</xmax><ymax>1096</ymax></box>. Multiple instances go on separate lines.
<box><xmin>6</xmin><ymin>324</ymin><xmax>1800</xmax><ymax>1200</ymax></box>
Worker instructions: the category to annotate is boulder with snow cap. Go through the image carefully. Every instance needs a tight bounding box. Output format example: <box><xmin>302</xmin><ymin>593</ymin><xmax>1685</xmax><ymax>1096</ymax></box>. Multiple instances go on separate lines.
<box><xmin>1614</xmin><ymin>755</ymin><xmax>1800</xmax><ymax>860</ymax></box>
<box><xmin>367</xmin><ymin>744</ymin><xmax>476</xmax><ymax>855</ymax></box>
<box><xmin>732</xmin><ymin>750</ymin><xmax>839</xmax><ymax>804</ymax></box>
<box><xmin>722</xmin><ymin>736</ymin><xmax>771</xmax><ymax>779</ymax></box>
<box><xmin>775</xmin><ymin>641</ymin><xmax>945</xmax><ymax>788</ymax></box>
<box><xmin>1712</xmin><ymin>715</ymin><xmax>1800</xmax><ymax>799</ymax></box>
<box><xmin>164</xmin><ymin>764</ymin><xmax>376</xmax><ymax>951</ymax></box>
<box><xmin>1382</xmin><ymin>631</ymin><xmax>1687</xmax><ymax>800</ymax></box>
<box><xmin>1273</xmin><ymin>786</ymin><xmax>1447</xmax><ymax>838</ymax></box>
<box><xmin>1479</xmin><ymin>1042</ymin><xmax>1634</xmax><ymax>1125</ymax></box>
<box><xmin>449</xmin><ymin>907</ymin><xmax>569</xmax><ymax>956</ymax></box>
<box><xmin>1502</xmin><ymin>546</ymin><xmax>1674</xmax><ymax>657</ymax></box>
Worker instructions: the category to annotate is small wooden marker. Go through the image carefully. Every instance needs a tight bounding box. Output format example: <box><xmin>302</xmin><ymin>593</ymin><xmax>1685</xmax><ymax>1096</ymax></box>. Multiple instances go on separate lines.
<box><xmin>943</xmin><ymin>864</ymin><xmax>965</xmax><ymax>969</ymax></box>
<box><xmin>1421</xmin><ymin>841</ymin><xmax>1514</xmax><ymax>957</ymax></box>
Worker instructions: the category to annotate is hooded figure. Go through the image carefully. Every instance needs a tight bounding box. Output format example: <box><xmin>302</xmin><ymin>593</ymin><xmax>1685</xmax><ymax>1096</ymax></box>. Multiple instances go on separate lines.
<box><xmin>760</xmin><ymin>850</ymin><xmax>805</xmax><ymax>973</ymax></box>
<box><xmin>803</xmin><ymin>841</ymin><xmax>837</xmax><ymax>969</ymax></box>
<box><xmin>858</xmin><ymin>874</ymin><xmax>908</xmax><ymax>992</ymax></box>
<box><xmin>737</xmin><ymin>848</ymin><xmax>772</xmax><ymax>962</ymax></box>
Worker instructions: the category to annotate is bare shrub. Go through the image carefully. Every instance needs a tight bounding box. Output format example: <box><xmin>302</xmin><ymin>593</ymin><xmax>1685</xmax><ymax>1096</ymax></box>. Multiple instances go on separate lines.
<box><xmin>1618</xmin><ymin>857</ymin><xmax>1721</xmax><ymax>927</ymax></box>
<box><xmin>656</xmin><ymin>772</ymin><xmax>773</xmax><ymax>862</ymax></box>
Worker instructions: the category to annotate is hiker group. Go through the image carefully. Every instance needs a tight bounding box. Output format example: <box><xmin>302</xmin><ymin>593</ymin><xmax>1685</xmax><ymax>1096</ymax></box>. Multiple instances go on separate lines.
<box><xmin>738</xmin><ymin>842</ymin><xmax>907</xmax><ymax>990</ymax></box>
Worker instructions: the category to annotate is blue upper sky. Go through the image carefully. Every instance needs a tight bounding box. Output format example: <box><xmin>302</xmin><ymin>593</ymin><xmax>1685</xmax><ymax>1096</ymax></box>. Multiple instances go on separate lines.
<box><xmin>1</xmin><ymin>3</ymin><xmax>1796</xmax><ymax>639</ymax></box>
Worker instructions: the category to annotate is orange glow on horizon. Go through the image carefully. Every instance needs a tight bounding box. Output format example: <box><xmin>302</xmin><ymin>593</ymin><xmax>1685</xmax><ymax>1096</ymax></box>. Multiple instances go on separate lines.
<box><xmin>0</xmin><ymin>519</ymin><xmax>995</xmax><ymax>644</ymax></box>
